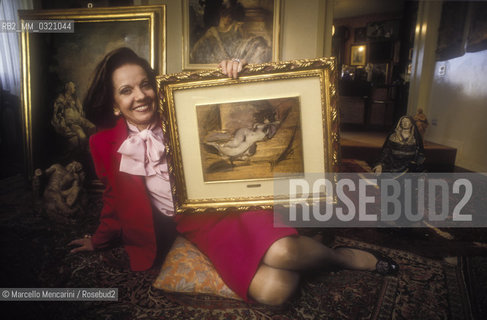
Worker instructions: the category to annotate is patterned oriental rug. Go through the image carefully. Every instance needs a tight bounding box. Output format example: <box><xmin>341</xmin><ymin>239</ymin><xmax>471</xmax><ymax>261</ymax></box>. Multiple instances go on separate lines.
<box><xmin>11</xmin><ymin>236</ymin><xmax>464</xmax><ymax>320</ymax></box>
<box><xmin>0</xmin><ymin>168</ymin><xmax>475</xmax><ymax>320</ymax></box>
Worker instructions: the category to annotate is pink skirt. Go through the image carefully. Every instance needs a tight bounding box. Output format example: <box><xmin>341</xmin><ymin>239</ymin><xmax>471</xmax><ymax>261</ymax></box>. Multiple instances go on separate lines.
<box><xmin>174</xmin><ymin>210</ymin><xmax>298</xmax><ymax>301</ymax></box>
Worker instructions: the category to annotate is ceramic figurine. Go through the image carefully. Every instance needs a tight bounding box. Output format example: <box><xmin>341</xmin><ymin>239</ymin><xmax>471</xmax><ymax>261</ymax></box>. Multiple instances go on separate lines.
<box><xmin>43</xmin><ymin>161</ymin><xmax>86</xmax><ymax>221</ymax></box>
<box><xmin>413</xmin><ymin>108</ymin><xmax>429</xmax><ymax>137</ymax></box>
<box><xmin>373</xmin><ymin>116</ymin><xmax>425</xmax><ymax>174</ymax></box>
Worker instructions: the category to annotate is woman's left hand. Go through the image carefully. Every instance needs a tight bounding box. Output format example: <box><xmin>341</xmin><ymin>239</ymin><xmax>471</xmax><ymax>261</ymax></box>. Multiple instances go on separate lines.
<box><xmin>68</xmin><ymin>236</ymin><xmax>94</xmax><ymax>253</ymax></box>
<box><xmin>219</xmin><ymin>59</ymin><xmax>247</xmax><ymax>79</ymax></box>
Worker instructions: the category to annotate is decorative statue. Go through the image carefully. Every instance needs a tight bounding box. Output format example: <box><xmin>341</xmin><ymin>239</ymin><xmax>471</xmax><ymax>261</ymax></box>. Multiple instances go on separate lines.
<box><xmin>413</xmin><ymin>108</ymin><xmax>429</xmax><ymax>137</ymax></box>
<box><xmin>51</xmin><ymin>81</ymin><xmax>96</xmax><ymax>151</ymax></box>
<box><xmin>373</xmin><ymin>116</ymin><xmax>425</xmax><ymax>175</ymax></box>
<box><xmin>42</xmin><ymin>161</ymin><xmax>86</xmax><ymax>221</ymax></box>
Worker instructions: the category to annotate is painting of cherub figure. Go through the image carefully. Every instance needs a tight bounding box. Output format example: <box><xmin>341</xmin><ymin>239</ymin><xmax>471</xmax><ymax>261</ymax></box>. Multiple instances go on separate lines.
<box><xmin>197</xmin><ymin>97</ymin><xmax>304</xmax><ymax>182</ymax></box>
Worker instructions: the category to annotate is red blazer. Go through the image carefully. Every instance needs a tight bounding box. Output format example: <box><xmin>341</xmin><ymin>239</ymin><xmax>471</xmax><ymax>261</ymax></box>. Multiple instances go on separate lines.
<box><xmin>89</xmin><ymin>118</ymin><xmax>157</xmax><ymax>271</ymax></box>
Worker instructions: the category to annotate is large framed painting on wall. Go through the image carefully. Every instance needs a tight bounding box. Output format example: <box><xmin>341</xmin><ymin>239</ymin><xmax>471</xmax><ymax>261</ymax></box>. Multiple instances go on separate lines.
<box><xmin>182</xmin><ymin>0</ymin><xmax>281</xmax><ymax>70</ymax></box>
<box><xmin>157</xmin><ymin>58</ymin><xmax>339</xmax><ymax>214</ymax></box>
<box><xmin>19</xmin><ymin>6</ymin><xmax>166</xmax><ymax>180</ymax></box>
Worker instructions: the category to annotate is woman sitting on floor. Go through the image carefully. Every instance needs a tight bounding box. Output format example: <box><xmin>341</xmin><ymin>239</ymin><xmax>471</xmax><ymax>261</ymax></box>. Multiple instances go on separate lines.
<box><xmin>69</xmin><ymin>47</ymin><xmax>398</xmax><ymax>306</ymax></box>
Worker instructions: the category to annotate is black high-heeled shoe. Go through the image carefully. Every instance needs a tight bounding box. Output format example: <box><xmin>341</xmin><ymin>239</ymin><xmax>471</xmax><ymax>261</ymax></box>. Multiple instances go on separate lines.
<box><xmin>334</xmin><ymin>246</ymin><xmax>400</xmax><ymax>276</ymax></box>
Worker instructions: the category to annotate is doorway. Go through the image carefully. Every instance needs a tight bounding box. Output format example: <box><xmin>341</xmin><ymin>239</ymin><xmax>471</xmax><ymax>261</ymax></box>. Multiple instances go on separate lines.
<box><xmin>332</xmin><ymin>0</ymin><xmax>416</xmax><ymax>133</ymax></box>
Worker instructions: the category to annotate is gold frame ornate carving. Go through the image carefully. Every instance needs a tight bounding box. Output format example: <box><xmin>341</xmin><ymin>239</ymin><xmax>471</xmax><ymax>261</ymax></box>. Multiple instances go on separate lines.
<box><xmin>19</xmin><ymin>6</ymin><xmax>165</xmax><ymax>178</ymax></box>
<box><xmin>182</xmin><ymin>0</ymin><xmax>281</xmax><ymax>70</ymax></box>
<box><xmin>158</xmin><ymin>58</ymin><xmax>339</xmax><ymax>214</ymax></box>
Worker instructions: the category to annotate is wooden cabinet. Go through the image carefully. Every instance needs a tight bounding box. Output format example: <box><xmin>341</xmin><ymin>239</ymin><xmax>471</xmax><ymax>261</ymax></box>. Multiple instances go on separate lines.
<box><xmin>340</xmin><ymin>84</ymin><xmax>398</xmax><ymax>130</ymax></box>
<box><xmin>368</xmin><ymin>86</ymin><xmax>396</xmax><ymax>127</ymax></box>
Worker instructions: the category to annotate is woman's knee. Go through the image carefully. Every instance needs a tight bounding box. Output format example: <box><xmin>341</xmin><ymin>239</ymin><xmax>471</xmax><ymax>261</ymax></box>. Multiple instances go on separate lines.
<box><xmin>264</xmin><ymin>236</ymin><xmax>300</xmax><ymax>266</ymax></box>
<box><xmin>248</xmin><ymin>265</ymin><xmax>300</xmax><ymax>306</ymax></box>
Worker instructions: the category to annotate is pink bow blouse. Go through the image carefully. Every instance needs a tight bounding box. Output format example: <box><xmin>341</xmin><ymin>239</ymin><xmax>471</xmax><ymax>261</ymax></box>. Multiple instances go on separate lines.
<box><xmin>117</xmin><ymin>121</ymin><xmax>174</xmax><ymax>216</ymax></box>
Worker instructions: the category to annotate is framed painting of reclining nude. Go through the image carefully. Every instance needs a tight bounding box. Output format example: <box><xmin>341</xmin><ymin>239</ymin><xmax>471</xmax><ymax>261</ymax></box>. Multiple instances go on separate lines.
<box><xmin>19</xmin><ymin>6</ymin><xmax>165</xmax><ymax>181</ymax></box>
<box><xmin>157</xmin><ymin>58</ymin><xmax>339</xmax><ymax>214</ymax></box>
<box><xmin>182</xmin><ymin>0</ymin><xmax>281</xmax><ymax>70</ymax></box>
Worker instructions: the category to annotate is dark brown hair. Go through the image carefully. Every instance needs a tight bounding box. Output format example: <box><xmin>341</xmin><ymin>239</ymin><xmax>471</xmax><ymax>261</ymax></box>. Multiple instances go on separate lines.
<box><xmin>84</xmin><ymin>47</ymin><xmax>157</xmax><ymax>129</ymax></box>
<box><xmin>200</xmin><ymin>0</ymin><xmax>245</xmax><ymax>28</ymax></box>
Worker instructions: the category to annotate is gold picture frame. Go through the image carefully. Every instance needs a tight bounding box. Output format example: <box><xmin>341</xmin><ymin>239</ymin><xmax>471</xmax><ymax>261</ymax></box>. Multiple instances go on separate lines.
<box><xmin>157</xmin><ymin>58</ymin><xmax>339</xmax><ymax>214</ymax></box>
<box><xmin>182</xmin><ymin>0</ymin><xmax>281</xmax><ymax>70</ymax></box>
<box><xmin>350</xmin><ymin>44</ymin><xmax>366</xmax><ymax>66</ymax></box>
<box><xmin>19</xmin><ymin>6</ymin><xmax>165</xmax><ymax>179</ymax></box>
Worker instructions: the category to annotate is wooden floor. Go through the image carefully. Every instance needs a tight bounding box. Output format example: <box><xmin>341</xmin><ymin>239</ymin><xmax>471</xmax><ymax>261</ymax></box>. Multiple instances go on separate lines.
<box><xmin>341</xmin><ymin>131</ymin><xmax>458</xmax><ymax>172</ymax></box>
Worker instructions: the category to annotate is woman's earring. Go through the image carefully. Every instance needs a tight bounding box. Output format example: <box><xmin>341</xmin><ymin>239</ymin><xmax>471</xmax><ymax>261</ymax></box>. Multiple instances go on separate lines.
<box><xmin>113</xmin><ymin>108</ymin><xmax>121</xmax><ymax>116</ymax></box>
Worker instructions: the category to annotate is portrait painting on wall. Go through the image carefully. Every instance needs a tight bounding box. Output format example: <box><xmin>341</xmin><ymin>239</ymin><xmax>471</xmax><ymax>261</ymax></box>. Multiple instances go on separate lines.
<box><xmin>19</xmin><ymin>6</ymin><xmax>165</xmax><ymax>180</ymax></box>
<box><xmin>196</xmin><ymin>97</ymin><xmax>304</xmax><ymax>182</ymax></box>
<box><xmin>183</xmin><ymin>0</ymin><xmax>280</xmax><ymax>69</ymax></box>
<box><xmin>350</xmin><ymin>45</ymin><xmax>366</xmax><ymax>66</ymax></box>
<box><xmin>354</xmin><ymin>27</ymin><xmax>367</xmax><ymax>43</ymax></box>
<box><xmin>366</xmin><ymin>20</ymin><xmax>399</xmax><ymax>40</ymax></box>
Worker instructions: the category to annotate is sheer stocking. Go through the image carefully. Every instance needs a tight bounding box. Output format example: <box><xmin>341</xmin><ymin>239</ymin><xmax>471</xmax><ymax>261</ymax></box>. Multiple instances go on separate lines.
<box><xmin>262</xmin><ymin>236</ymin><xmax>377</xmax><ymax>271</ymax></box>
<box><xmin>248</xmin><ymin>236</ymin><xmax>379</xmax><ymax>305</ymax></box>
<box><xmin>248</xmin><ymin>264</ymin><xmax>300</xmax><ymax>306</ymax></box>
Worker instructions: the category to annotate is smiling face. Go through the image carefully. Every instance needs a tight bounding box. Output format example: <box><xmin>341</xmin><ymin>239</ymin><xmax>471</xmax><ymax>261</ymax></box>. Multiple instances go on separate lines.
<box><xmin>112</xmin><ymin>63</ymin><xmax>156</xmax><ymax>130</ymax></box>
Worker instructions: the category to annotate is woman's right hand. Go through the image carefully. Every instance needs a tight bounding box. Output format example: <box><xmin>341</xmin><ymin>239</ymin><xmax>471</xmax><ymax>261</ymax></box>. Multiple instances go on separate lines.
<box><xmin>219</xmin><ymin>58</ymin><xmax>247</xmax><ymax>79</ymax></box>
<box><xmin>68</xmin><ymin>236</ymin><xmax>94</xmax><ymax>253</ymax></box>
